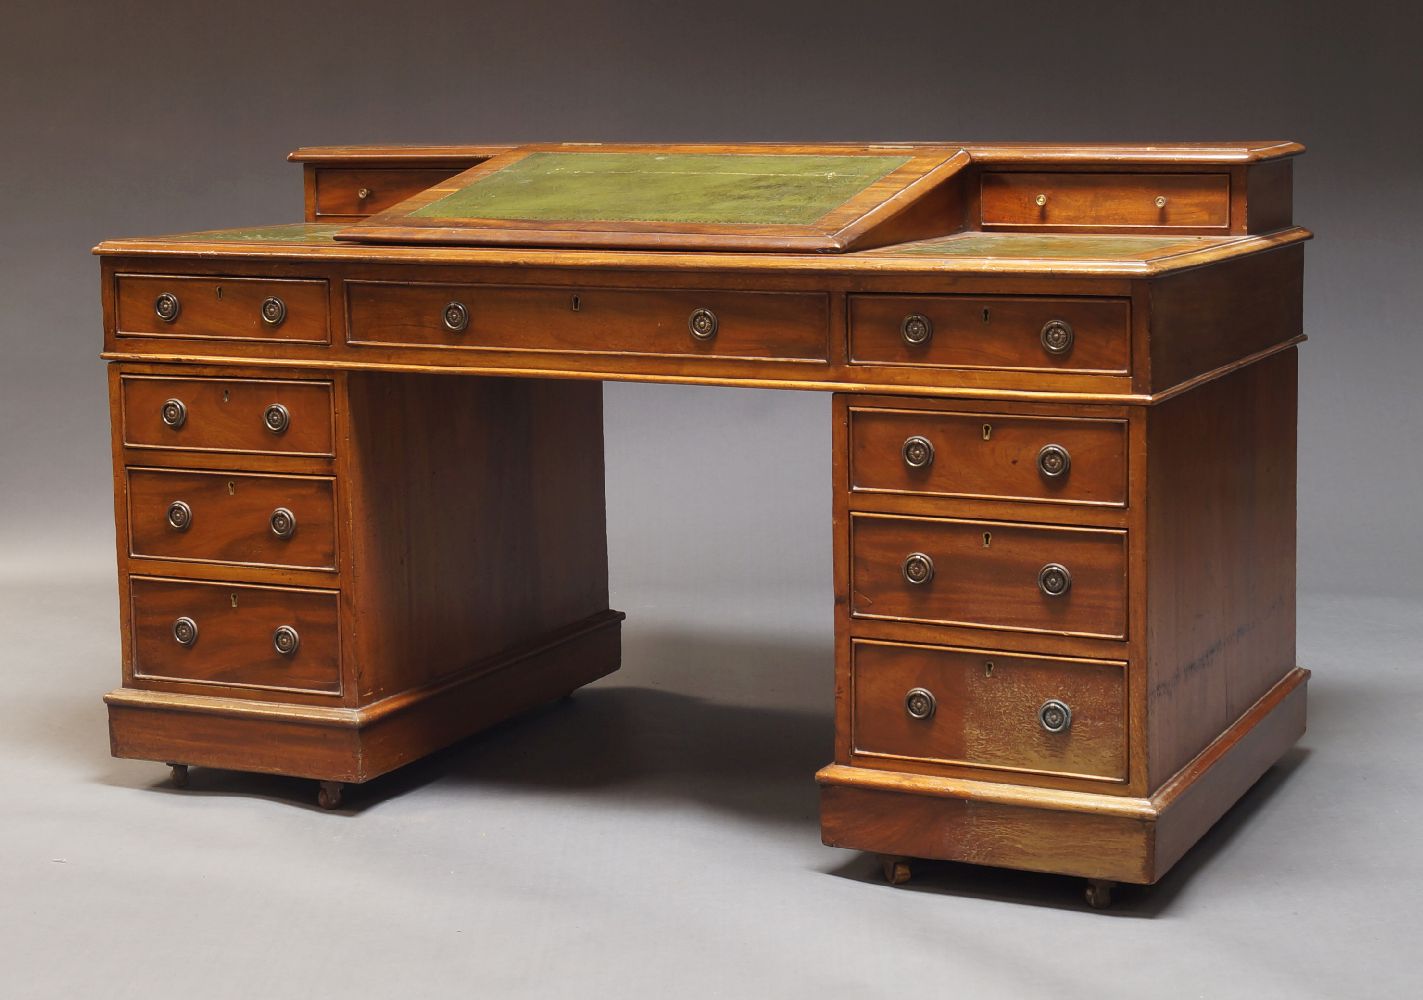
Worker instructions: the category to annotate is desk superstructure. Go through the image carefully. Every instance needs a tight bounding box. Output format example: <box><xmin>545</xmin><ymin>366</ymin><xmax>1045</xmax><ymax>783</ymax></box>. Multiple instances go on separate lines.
<box><xmin>96</xmin><ymin>142</ymin><xmax>1309</xmax><ymax>906</ymax></box>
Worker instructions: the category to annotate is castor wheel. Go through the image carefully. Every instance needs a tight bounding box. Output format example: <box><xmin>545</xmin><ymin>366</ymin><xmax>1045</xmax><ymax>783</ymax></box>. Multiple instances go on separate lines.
<box><xmin>879</xmin><ymin>855</ymin><xmax>913</xmax><ymax>885</ymax></box>
<box><xmin>1084</xmin><ymin>879</ymin><xmax>1115</xmax><ymax>909</ymax></box>
<box><xmin>316</xmin><ymin>781</ymin><xmax>343</xmax><ymax>810</ymax></box>
<box><xmin>167</xmin><ymin>763</ymin><xmax>189</xmax><ymax>789</ymax></box>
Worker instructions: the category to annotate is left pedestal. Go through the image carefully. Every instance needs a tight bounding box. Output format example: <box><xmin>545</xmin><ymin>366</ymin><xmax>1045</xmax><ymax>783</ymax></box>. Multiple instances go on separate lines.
<box><xmin>105</xmin><ymin>363</ymin><xmax>621</xmax><ymax>791</ymax></box>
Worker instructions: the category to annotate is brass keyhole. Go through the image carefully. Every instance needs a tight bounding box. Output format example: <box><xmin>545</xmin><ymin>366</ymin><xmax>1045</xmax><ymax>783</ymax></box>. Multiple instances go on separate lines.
<box><xmin>982</xmin><ymin>308</ymin><xmax>990</xmax><ymax>323</ymax></box>
<box><xmin>230</xmin><ymin>593</ymin><xmax>238</xmax><ymax>608</ymax></box>
<box><xmin>983</xmin><ymin>532</ymin><xmax>992</xmax><ymax>548</ymax></box>
<box><xmin>215</xmin><ymin>286</ymin><xmax>223</xmax><ymax>300</ymax></box>
<box><xmin>227</xmin><ymin>481</ymin><xmax>235</xmax><ymax>496</ymax></box>
<box><xmin>982</xmin><ymin>424</ymin><xmax>992</xmax><ymax>441</ymax></box>
<box><xmin>984</xmin><ymin>661</ymin><xmax>995</xmax><ymax>677</ymax></box>
<box><xmin>222</xmin><ymin>389</ymin><xmax>230</xmax><ymax>403</ymax></box>
<box><xmin>571</xmin><ymin>294</ymin><xmax>581</xmax><ymax>312</ymax></box>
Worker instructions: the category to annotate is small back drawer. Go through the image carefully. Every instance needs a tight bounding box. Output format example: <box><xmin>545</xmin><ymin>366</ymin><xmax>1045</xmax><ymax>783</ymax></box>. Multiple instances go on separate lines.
<box><xmin>848</xmin><ymin>405</ymin><xmax>1127</xmax><ymax>506</ymax></box>
<box><xmin>127</xmin><ymin>468</ymin><xmax>337</xmax><ymax>571</ymax></box>
<box><xmin>129</xmin><ymin>576</ymin><xmax>341</xmax><ymax>695</ymax></box>
<box><xmin>313</xmin><ymin>167</ymin><xmax>461</xmax><ymax>218</ymax></box>
<box><xmin>848</xmin><ymin>295</ymin><xmax>1129</xmax><ymax>374</ymax></box>
<box><xmin>115</xmin><ymin>274</ymin><xmax>330</xmax><ymax>343</ymax></box>
<box><xmin>120</xmin><ymin>375</ymin><xmax>334</xmax><ymax>456</ymax></box>
<box><xmin>346</xmin><ymin>282</ymin><xmax>830</xmax><ymax>362</ymax></box>
<box><xmin>851</xmin><ymin>639</ymin><xmax>1126</xmax><ymax>782</ymax></box>
<box><xmin>850</xmin><ymin>512</ymin><xmax>1127</xmax><ymax>639</ymax></box>
<box><xmin>980</xmin><ymin>172</ymin><xmax>1231</xmax><ymax>231</ymax></box>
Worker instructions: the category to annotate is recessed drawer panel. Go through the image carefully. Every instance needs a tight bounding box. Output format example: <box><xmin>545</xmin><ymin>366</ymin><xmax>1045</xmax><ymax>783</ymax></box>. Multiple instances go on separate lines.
<box><xmin>981</xmin><ymin>172</ymin><xmax>1231</xmax><ymax>231</ymax></box>
<box><xmin>851</xmin><ymin>639</ymin><xmax>1126</xmax><ymax>781</ymax></box>
<box><xmin>127</xmin><ymin>468</ymin><xmax>337</xmax><ymax>572</ymax></box>
<box><xmin>314</xmin><ymin>167</ymin><xmax>461</xmax><ymax>218</ymax></box>
<box><xmin>850</xmin><ymin>513</ymin><xmax>1127</xmax><ymax>638</ymax></box>
<box><xmin>116</xmin><ymin>274</ymin><xmax>330</xmax><ymax>343</ymax></box>
<box><xmin>347</xmin><ymin>282</ymin><xmax>830</xmax><ymax>362</ymax></box>
<box><xmin>129</xmin><ymin>576</ymin><xmax>340</xmax><ymax>695</ymax></box>
<box><xmin>848</xmin><ymin>405</ymin><xmax>1127</xmax><ymax>506</ymax></box>
<box><xmin>848</xmin><ymin>295</ymin><xmax>1129</xmax><ymax>374</ymax></box>
<box><xmin>120</xmin><ymin>375</ymin><xmax>334</xmax><ymax>456</ymax></box>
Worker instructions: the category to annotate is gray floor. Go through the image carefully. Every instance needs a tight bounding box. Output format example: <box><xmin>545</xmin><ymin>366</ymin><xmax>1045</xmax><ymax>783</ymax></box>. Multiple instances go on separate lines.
<box><xmin>2</xmin><ymin>565</ymin><xmax>1419</xmax><ymax>1000</ymax></box>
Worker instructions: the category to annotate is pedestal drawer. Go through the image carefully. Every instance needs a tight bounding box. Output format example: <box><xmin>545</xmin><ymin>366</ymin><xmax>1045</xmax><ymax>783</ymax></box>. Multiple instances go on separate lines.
<box><xmin>849</xmin><ymin>513</ymin><xmax>1127</xmax><ymax>638</ymax></box>
<box><xmin>120</xmin><ymin>375</ymin><xmax>334</xmax><ymax>456</ymax></box>
<box><xmin>314</xmin><ymin>167</ymin><xmax>461</xmax><ymax>218</ymax></box>
<box><xmin>848</xmin><ymin>404</ymin><xmax>1127</xmax><ymax>506</ymax></box>
<box><xmin>116</xmin><ymin>274</ymin><xmax>330</xmax><ymax>343</ymax></box>
<box><xmin>129</xmin><ymin>576</ymin><xmax>340</xmax><ymax>695</ymax></box>
<box><xmin>849</xmin><ymin>294</ymin><xmax>1129</xmax><ymax>374</ymax></box>
<box><xmin>127</xmin><ymin>468</ymin><xmax>337</xmax><ymax>571</ymax></box>
<box><xmin>346</xmin><ymin>281</ymin><xmax>830</xmax><ymax>361</ymax></box>
<box><xmin>851</xmin><ymin>639</ymin><xmax>1127</xmax><ymax>782</ymax></box>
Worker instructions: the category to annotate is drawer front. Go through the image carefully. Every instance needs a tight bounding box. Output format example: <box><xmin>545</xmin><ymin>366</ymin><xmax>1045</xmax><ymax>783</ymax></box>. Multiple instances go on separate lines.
<box><xmin>314</xmin><ymin>167</ymin><xmax>461</xmax><ymax>218</ymax></box>
<box><xmin>851</xmin><ymin>639</ymin><xmax>1126</xmax><ymax>781</ymax></box>
<box><xmin>848</xmin><ymin>295</ymin><xmax>1129</xmax><ymax>374</ymax></box>
<box><xmin>850</xmin><ymin>513</ymin><xmax>1127</xmax><ymax>638</ymax></box>
<box><xmin>116</xmin><ymin>274</ymin><xmax>330</xmax><ymax>343</ymax></box>
<box><xmin>130</xmin><ymin>576</ymin><xmax>340</xmax><ymax>695</ymax></box>
<box><xmin>128</xmin><ymin>469</ymin><xmax>337</xmax><ymax>571</ymax></box>
<box><xmin>347</xmin><ymin>282</ymin><xmax>830</xmax><ymax>362</ymax></box>
<box><xmin>120</xmin><ymin>375</ymin><xmax>334</xmax><ymax>456</ymax></box>
<box><xmin>980</xmin><ymin>172</ymin><xmax>1231</xmax><ymax>230</ymax></box>
<box><xmin>848</xmin><ymin>406</ymin><xmax>1127</xmax><ymax>506</ymax></box>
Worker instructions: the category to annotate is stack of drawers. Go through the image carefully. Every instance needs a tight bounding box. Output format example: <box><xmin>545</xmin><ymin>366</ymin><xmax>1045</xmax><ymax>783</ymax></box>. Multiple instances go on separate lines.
<box><xmin>111</xmin><ymin>363</ymin><xmax>344</xmax><ymax>706</ymax></box>
<box><xmin>833</xmin><ymin>292</ymin><xmax>1135</xmax><ymax>794</ymax></box>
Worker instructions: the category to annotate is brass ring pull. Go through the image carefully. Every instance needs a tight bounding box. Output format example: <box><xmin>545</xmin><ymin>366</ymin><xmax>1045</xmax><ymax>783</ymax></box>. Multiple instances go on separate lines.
<box><xmin>443</xmin><ymin>301</ymin><xmax>470</xmax><ymax>333</ymax></box>
<box><xmin>172</xmin><ymin>616</ymin><xmax>199</xmax><ymax>647</ymax></box>
<box><xmin>1040</xmin><ymin>319</ymin><xmax>1075</xmax><ymax>356</ymax></box>
<box><xmin>1037</xmin><ymin>444</ymin><xmax>1071</xmax><ymax>479</ymax></box>
<box><xmin>901</xmin><ymin>435</ymin><xmax>934</xmax><ymax>469</ymax></box>
<box><xmin>688</xmin><ymin>308</ymin><xmax>718</xmax><ymax>340</ymax></box>
<box><xmin>1038</xmin><ymin>563</ymin><xmax>1072</xmax><ymax>597</ymax></box>
<box><xmin>263</xmin><ymin>403</ymin><xmax>290</xmax><ymax>434</ymax></box>
<box><xmin>902</xmin><ymin>552</ymin><xmax>935</xmax><ymax>585</ymax></box>
<box><xmin>905</xmin><ymin>687</ymin><xmax>936</xmax><ymax>720</ymax></box>
<box><xmin>154</xmin><ymin>292</ymin><xmax>181</xmax><ymax>323</ymax></box>
<box><xmin>260</xmin><ymin>296</ymin><xmax>287</xmax><ymax>327</ymax></box>
<box><xmin>900</xmin><ymin>312</ymin><xmax>932</xmax><ymax>346</ymax></box>
<box><xmin>272</xmin><ymin>625</ymin><xmax>301</xmax><ymax>656</ymax></box>
<box><xmin>1039</xmin><ymin>699</ymin><xmax>1072</xmax><ymax>733</ymax></box>
<box><xmin>166</xmin><ymin>500</ymin><xmax>192</xmax><ymax>531</ymax></box>
<box><xmin>160</xmin><ymin>398</ymin><xmax>187</xmax><ymax>429</ymax></box>
<box><xmin>269</xmin><ymin>507</ymin><xmax>296</xmax><ymax>539</ymax></box>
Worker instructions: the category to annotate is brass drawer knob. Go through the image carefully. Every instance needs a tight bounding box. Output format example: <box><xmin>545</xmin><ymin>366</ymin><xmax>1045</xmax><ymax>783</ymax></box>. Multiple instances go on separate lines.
<box><xmin>902</xmin><ymin>552</ymin><xmax>935</xmax><ymax>585</ymax></box>
<box><xmin>1040</xmin><ymin>319</ymin><xmax>1075</xmax><ymax>356</ymax></box>
<box><xmin>901</xmin><ymin>435</ymin><xmax>935</xmax><ymax>469</ymax></box>
<box><xmin>904</xmin><ymin>687</ymin><xmax>936</xmax><ymax>720</ymax></box>
<box><xmin>269</xmin><ymin>507</ymin><xmax>296</xmax><ymax>539</ymax></box>
<box><xmin>443</xmin><ymin>300</ymin><xmax>470</xmax><ymax>333</ymax></box>
<box><xmin>260</xmin><ymin>295</ymin><xmax>287</xmax><ymax>327</ymax></box>
<box><xmin>171</xmin><ymin>616</ymin><xmax>199</xmax><ymax>647</ymax></box>
<box><xmin>688</xmin><ymin>307</ymin><xmax>719</xmax><ymax>341</ymax></box>
<box><xmin>1038</xmin><ymin>563</ymin><xmax>1072</xmax><ymax>597</ymax></box>
<box><xmin>160</xmin><ymin>398</ymin><xmax>187</xmax><ymax>429</ymax></box>
<box><xmin>900</xmin><ymin>312</ymin><xmax>933</xmax><ymax>346</ymax></box>
<box><xmin>263</xmin><ymin>402</ymin><xmax>290</xmax><ymax>434</ymax></box>
<box><xmin>357</xmin><ymin>187</ymin><xmax>373</xmax><ymax>201</ymax></box>
<box><xmin>165</xmin><ymin>500</ymin><xmax>192</xmax><ymax>531</ymax></box>
<box><xmin>1037</xmin><ymin>443</ymin><xmax>1071</xmax><ymax>479</ymax></box>
<box><xmin>153</xmin><ymin>292</ymin><xmax>181</xmax><ymax>323</ymax></box>
<box><xmin>272</xmin><ymin>625</ymin><xmax>301</xmax><ymax>656</ymax></box>
<box><xmin>1038</xmin><ymin>698</ymin><xmax>1072</xmax><ymax>733</ymax></box>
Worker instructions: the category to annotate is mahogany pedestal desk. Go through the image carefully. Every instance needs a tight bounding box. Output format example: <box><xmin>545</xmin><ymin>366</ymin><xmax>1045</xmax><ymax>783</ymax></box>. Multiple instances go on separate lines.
<box><xmin>96</xmin><ymin>142</ymin><xmax>1310</xmax><ymax>907</ymax></box>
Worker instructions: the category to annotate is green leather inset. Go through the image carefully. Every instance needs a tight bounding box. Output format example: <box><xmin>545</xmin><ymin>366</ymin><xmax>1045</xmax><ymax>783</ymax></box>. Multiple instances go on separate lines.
<box><xmin>160</xmin><ymin>223</ymin><xmax>346</xmax><ymax>244</ymax></box>
<box><xmin>411</xmin><ymin>152</ymin><xmax>911</xmax><ymax>226</ymax></box>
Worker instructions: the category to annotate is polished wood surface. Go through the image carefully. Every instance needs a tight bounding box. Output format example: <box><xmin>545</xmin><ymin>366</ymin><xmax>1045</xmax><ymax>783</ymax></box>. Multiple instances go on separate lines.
<box><xmin>851</xmin><ymin>639</ymin><xmax>1127</xmax><ymax>781</ymax></box>
<box><xmin>96</xmin><ymin>140</ymin><xmax>1310</xmax><ymax>901</ymax></box>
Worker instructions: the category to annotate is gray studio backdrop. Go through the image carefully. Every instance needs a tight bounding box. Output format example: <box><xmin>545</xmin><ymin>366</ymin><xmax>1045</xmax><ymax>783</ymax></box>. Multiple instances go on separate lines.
<box><xmin>1</xmin><ymin>1</ymin><xmax>1419</xmax><ymax>600</ymax></box>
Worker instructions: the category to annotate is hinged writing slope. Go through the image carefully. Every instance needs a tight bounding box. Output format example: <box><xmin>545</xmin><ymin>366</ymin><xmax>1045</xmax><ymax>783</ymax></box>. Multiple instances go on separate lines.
<box><xmin>336</xmin><ymin>143</ymin><xmax>970</xmax><ymax>253</ymax></box>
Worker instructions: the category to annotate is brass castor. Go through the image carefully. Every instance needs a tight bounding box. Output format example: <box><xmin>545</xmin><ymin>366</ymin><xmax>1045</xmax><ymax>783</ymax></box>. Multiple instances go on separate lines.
<box><xmin>879</xmin><ymin>855</ymin><xmax>913</xmax><ymax>885</ymax></box>
<box><xmin>167</xmin><ymin>763</ymin><xmax>189</xmax><ymax>789</ymax></box>
<box><xmin>316</xmin><ymin>781</ymin><xmax>343</xmax><ymax>810</ymax></box>
<box><xmin>1084</xmin><ymin>879</ymin><xmax>1116</xmax><ymax>909</ymax></box>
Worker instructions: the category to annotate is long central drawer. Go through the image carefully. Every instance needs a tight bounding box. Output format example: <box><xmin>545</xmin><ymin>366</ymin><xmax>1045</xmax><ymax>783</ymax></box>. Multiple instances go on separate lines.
<box><xmin>345</xmin><ymin>282</ymin><xmax>831</xmax><ymax>361</ymax></box>
<box><xmin>850</xmin><ymin>512</ymin><xmax>1128</xmax><ymax>638</ymax></box>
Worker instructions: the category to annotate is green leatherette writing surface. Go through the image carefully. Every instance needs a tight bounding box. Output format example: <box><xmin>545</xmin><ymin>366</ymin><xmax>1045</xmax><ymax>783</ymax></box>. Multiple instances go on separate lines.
<box><xmin>880</xmin><ymin>233</ymin><xmax>1227</xmax><ymax>260</ymax></box>
<box><xmin>410</xmin><ymin>152</ymin><xmax>912</xmax><ymax>226</ymax></box>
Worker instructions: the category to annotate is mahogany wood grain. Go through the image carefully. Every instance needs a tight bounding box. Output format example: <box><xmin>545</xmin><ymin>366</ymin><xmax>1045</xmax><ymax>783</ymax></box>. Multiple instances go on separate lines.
<box><xmin>850</xmin><ymin>512</ymin><xmax>1128</xmax><ymax>639</ymax></box>
<box><xmin>981</xmin><ymin>172</ymin><xmax>1231</xmax><ymax>233</ymax></box>
<box><xmin>313</xmin><ymin>167</ymin><xmax>463</xmax><ymax>219</ymax></box>
<box><xmin>1144</xmin><ymin>349</ymin><xmax>1298</xmax><ymax>788</ymax></box>
<box><xmin>120</xmin><ymin>374</ymin><xmax>335</xmax><ymax>456</ymax></box>
<box><xmin>129</xmin><ymin>576</ymin><xmax>341</xmax><ymax>695</ymax></box>
<box><xmin>848</xmin><ymin>403</ymin><xmax>1127</xmax><ymax>507</ymax></box>
<box><xmin>851</xmin><ymin>638</ymin><xmax>1127</xmax><ymax>782</ymax></box>
<box><xmin>848</xmin><ymin>294</ymin><xmax>1130</xmax><ymax>375</ymax></box>
<box><xmin>115</xmin><ymin>274</ymin><xmax>330</xmax><ymax>344</ymax></box>
<box><xmin>126</xmin><ymin>467</ymin><xmax>337</xmax><ymax>572</ymax></box>
<box><xmin>346</xmin><ymin>281</ymin><xmax>830</xmax><ymax>363</ymax></box>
